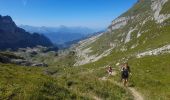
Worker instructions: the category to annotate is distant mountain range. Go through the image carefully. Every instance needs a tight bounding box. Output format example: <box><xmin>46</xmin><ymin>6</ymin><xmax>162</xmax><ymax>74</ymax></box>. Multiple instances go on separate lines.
<box><xmin>19</xmin><ymin>25</ymin><xmax>100</xmax><ymax>45</ymax></box>
<box><xmin>0</xmin><ymin>15</ymin><xmax>53</xmax><ymax>50</ymax></box>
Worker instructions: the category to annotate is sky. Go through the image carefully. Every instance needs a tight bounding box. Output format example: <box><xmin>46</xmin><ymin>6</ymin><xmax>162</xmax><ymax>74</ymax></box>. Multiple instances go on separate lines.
<box><xmin>0</xmin><ymin>0</ymin><xmax>137</xmax><ymax>29</ymax></box>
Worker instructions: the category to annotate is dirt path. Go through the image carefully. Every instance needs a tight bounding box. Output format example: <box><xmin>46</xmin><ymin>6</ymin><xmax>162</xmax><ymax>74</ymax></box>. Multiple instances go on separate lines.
<box><xmin>92</xmin><ymin>95</ymin><xmax>102</xmax><ymax>100</ymax></box>
<box><xmin>100</xmin><ymin>76</ymin><xmax>144</xmax><ymax>100</ymax></box>
<box><xmin>128</xmin><ymin>87</ymin><xmax>144</xmax><ymax>100</ymax></box>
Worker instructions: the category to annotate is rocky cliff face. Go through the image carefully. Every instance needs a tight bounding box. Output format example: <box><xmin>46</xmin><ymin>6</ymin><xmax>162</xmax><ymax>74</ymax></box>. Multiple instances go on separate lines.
<box><xmin>74</xmin><ymin>0</ymin><xmax>170</xmax><ymax>66</ymax></box>
<box><xmin>108</xmin><ymin>17</ymin><xmax>133</xmax><ymax>32</ymax></box>
<box><xmin>0</xmin><ymin>15</ymin><xmax>53</xmax><ymax>50</ymax></box>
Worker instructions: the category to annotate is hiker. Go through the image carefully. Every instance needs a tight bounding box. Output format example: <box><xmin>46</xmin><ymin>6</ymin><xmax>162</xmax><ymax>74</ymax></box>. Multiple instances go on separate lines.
<box><xmin>107</xmin><ymin>66</ymin><xmax>113</xmax><ymax>75</ymax></box>
<box><xmin>121</xmin><ymin>63</ymin><xmax>131</xmax><ymax>87</ymax></box>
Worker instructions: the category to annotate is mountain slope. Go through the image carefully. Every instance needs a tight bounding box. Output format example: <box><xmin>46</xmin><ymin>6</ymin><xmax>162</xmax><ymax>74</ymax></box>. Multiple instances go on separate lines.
<box><xmin>0</xmin><ymin>15</ymin><xmax>53</xmax><ymax>50</ymax></box>
<box><xmin>73</xmin><ymin>0</ymin><xmax>170</xmax><ymax>99</ymax></box>
<box><xmin>75</xmin><ymin>0</ymin><xmax>170</xmax><ymax>65</ymax></box>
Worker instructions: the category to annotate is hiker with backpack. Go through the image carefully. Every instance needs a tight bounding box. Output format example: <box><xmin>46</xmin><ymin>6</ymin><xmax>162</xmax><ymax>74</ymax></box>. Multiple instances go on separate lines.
<box><xmin>121</xmin><ymin>63</ymin><xmax>131</xmax><ymax>87</ymax></box>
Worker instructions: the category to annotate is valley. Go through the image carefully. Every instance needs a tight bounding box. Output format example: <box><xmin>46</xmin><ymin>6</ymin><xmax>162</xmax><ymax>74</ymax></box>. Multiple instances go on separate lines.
<box><xmin>0</xmin><ymin>0</ymin><xmax>170</xmax><ymax>99</ymax></box>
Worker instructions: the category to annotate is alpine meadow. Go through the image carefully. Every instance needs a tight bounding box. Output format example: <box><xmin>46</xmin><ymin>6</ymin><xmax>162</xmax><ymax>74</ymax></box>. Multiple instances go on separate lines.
<box><xmin>0</xmin><ymin>0</ymin><xmax>170</xmax><ymax>100</ymax></box>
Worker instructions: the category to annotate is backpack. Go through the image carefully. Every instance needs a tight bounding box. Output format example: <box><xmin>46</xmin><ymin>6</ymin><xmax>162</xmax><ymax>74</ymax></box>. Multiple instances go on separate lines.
<box><xmin>122</xmin><ymin>68</ymin><xmax>129</xmax><ymax>76</ymax></box>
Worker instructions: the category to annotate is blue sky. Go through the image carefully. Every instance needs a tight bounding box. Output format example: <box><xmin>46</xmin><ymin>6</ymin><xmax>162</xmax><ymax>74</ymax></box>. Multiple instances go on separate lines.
<box><xmin>0</xmin><ymin>0</ymin><xmax>137</xmax><ymax>29</ymax></box>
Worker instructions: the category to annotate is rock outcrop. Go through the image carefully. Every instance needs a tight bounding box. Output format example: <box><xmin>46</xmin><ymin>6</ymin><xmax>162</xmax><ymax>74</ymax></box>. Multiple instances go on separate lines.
<box><xmin>151</xmin><ymin>0</ymin><xmax>170</xmax><ymax>23</ymax></box>
<box><xmin>108</xmin><ymin>17</ymin><xmax>132</xmax><ymax>32</ymax></box>
<box><xmin>0</xmin><ymin>52</ymin><xmax>48</xmax><ymax>67</ymax></box>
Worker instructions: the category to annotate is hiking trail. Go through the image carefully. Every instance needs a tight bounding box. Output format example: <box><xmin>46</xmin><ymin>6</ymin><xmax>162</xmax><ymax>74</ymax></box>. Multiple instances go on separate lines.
<box><xmin>73</xmin><ymin>66</ymin><xmax>144</xmax><ymax>100</ymax></box>
<box><xmin>100</xmin><ymin>76</ymin><xmax>144</xmax><ymax>100</ymax></box>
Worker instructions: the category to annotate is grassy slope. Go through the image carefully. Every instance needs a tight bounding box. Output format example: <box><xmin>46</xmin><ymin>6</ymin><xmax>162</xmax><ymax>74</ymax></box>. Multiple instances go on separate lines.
<box><xmin>129</xmin><ymin>54</ymin><xmax>170</xmax><ymax>100</ymax></box>
<box><xmin>0</xmin><ymin>50</ymin><xmax>133</xmax><ymax>99</ymax></box>
<box><xmin>0</xmin><ymin>63</ymin><xmax>83</xmax><ymax>100</ymax></box>
<box><xmin>79</xmin><ymin>50</ymin><xmax>170</xmax><ymax>99</ymax></box>
<box><xmin>84</xmin><ymin>23</ymin><xmax>170</xmax><ymax>100</ymax></box>
<box><xmin>125</xmin><ymin>21</ymin><xmax>170</xmax><ymax>53</ymax></box>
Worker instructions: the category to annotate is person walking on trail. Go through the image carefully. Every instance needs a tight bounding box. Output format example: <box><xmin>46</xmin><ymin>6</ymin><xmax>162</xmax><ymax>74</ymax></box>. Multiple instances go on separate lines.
<box><xmin>107</xmin><ymin>65</ymin><xmax>113</xmax><ymax>76</ymax></box>
<box><xmin>121</xmin><ymin>63</ymin><xmax>131</xmax><ymax>87</ymax></box>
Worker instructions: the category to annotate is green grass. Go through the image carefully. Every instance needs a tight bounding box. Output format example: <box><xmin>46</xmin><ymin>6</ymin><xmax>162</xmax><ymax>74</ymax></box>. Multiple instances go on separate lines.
<box><xmin>58</xmin><ymin>72</ymin><xmax>133</xmax><ymax>100</ymax></box>
<box><xmin>0</xmin><ymin>63</ymin><xmax>85</xmax><ymax>99</ymax></box>
<box><xmin>129</xmin><ymin>54</ymin><xmax>170</xmax><ymax>100</ymax></box>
